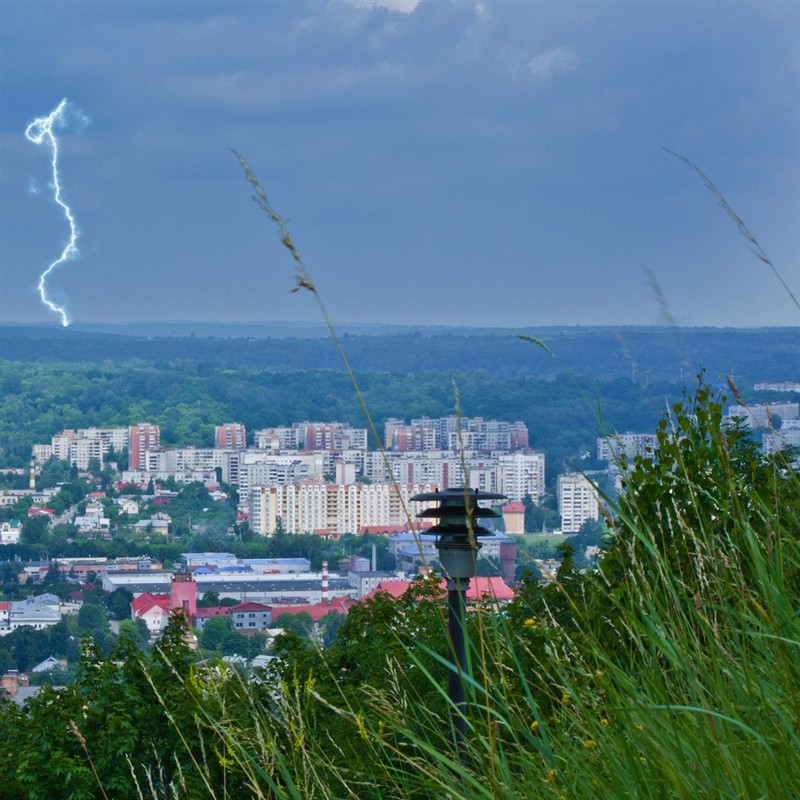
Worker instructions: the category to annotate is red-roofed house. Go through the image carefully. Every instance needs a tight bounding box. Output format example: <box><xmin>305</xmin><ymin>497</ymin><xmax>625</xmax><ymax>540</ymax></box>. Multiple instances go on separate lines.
<box><xmin>467</xmin><ymin>576</ymin><xmax>516</xmax><ymax>603</ymax></box>
<box><xmin>267</xmin><ymin>597</ymin><xmax>352</xmax><ymax>623</ymax></box>
<box><xmin>362</xmin><ymin>580</ymin><xmax>414</xmax><ymax>601</ymax></box>
<box><xmin>358</xmin><ymin>524</ymin><xmax>411</xmax><ymax>536</ymax></box>
<box><xmin>311</xmin><ymin>527</ymin><xmax>339</xmax><ymax>541</ymax></box>
<box><xmin>27</xmin><ymin>507</ymin><xmax>55</xmax><ymax>519</ymax></box>
<box><xmin>130</xmin><ymin>592</ymin><xmax>171</xmax><ymax>635</ymax></box>
<box><xmin>131</xmin><ymin>570</ymin><xmax>200</xmax><ymax>636</ymax></box>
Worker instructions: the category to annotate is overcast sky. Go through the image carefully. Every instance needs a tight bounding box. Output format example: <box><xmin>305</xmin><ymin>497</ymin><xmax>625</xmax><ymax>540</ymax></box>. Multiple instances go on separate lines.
<box><xmin>1</xmin><ymin>0</ymin><xmax>798</xmax><ymax>329</ymax></box>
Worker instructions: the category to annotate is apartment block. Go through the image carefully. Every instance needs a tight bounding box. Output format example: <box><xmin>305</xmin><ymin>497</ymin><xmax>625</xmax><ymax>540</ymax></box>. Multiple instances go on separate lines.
<box><xmin>254</xmin><ymin>422</ymin><xmax>367</xmax><ymax>452</ymax></box>
<box><xmin>129</xmin><ymin>424</ymin><xmax>160</xmax><ymax>471</ymax></box>
<box><xmin>497</xmin><ymin>451</ymin><xmax>546</xmax><ymax>502</ymax></box>
<box><xmin>42</xmin><ymin>427</ymin><xmax>129</xmax><ymax>470</ymax></box>
<box><xmin>725</xmin><ymin>402</ymin><xmax>800</xmax><ymax>429</ymax></box>
<box><xmin>386</xmin><ymin>416</ymin><xmax>529</xmax><ymax>453</ymax></box>
<box><xmin>762</xmin><ymin>420</ymin><xmax>800</xmax><ymax>455</ymax></box>
<box><xmin>597</xmin><ymin>433</ymin><xmax>659</xmax><ymax>463</ymax></box>
<box><xmin>238</xmin><ymin>453</ymin><xmax>327</xmax><ymax>496</ymax></box>
<box><xmin>215</xmin><ymin>423</ymin><xmax>247</xmax><ymax>450</ymax></box>
<box><xmin>384</xmin><ymin>418</ymin><xmax>437</xmax><ymax>451</ymax></box>
<box><xmin>247</xmin><ymin>481</ymin><xmax>435</xmax><ymax>537</ymax></box>
<box><xmin>32</xmin><ymin>444</ymin><xmax>53</xmax><ymax>462</ymax></box>
<box><xmin>558</xmin><ymin>473</ymin><xmax>599</xmax><ymax>534</ymax></box>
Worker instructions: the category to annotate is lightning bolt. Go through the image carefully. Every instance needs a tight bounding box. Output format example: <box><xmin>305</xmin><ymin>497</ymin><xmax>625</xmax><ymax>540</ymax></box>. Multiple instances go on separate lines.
<box><xmin>25</xmin><ymin>99</ymin><xmax>79</xmax><ymax>327</ymax></box>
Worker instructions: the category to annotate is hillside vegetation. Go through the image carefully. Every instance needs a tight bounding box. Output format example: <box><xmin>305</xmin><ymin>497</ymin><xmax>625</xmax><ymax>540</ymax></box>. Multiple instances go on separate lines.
<box><xmin>1</xmin><ymin>384</ymin><xmax>797</xmax><ymax>798</ymax></box>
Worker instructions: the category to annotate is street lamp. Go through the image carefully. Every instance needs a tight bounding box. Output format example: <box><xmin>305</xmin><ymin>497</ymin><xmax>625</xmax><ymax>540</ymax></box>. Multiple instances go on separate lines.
<box><xmin>411</xmin><ymin>487</ymin><xmax>506</xmax><ymax>758</ymax></box>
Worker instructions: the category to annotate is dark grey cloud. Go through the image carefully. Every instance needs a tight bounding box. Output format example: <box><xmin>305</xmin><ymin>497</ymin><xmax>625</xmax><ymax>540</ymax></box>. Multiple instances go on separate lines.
<box><xmin>1</xmin><ymin>0</ymin><xmax>798</xmax><ymax>328</ymax></box>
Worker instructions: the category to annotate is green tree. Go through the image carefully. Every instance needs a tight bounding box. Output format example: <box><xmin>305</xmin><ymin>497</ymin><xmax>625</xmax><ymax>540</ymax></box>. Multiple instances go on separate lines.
<box><xmin>199</xmin><ymin>615</ymin><xmax>249</xmax><ymax>656</ymax></box>
<box><xmin>77</xmin><ymin>603</ymin><xmax>111</xmax><ymax>650</ymax></box>
<box><xmin>37</xmin><ymin>458</ymin><xmax>71</xmax><ymax>489</ymax></box>
<box><xmin>4</xmin><ymin>627</ymin><xmax>51</xmax><ymax>672</ymax></box>
<box><xmin>523</xmin><ymin>492</ymin><xmax>559</xmax><ymax>533</ymax></box>
<box><xmin>21</xmin><ymin>515</ymin><xmax>49</xmax><ymax>545</ymax></box>
<box><xmin>105</xmin><ymin>587</ymin><xmax>134</xmax><ymax>620</ymax></box>
<box><xmin>197</xmin><ymin>589</ymin><xmax>220</xmax><ymax>607</ymax></box>
<box><xmin>0</xmin><ymin>613</ymin><xmax>222</xmax><ymax>800</ymax></box>
<box><xmin>273</xmin><ymin>611</ymin><xmax>314</xmax><ymax>639</ymax></box>
<box><xmin>117</xmin><ymin>618</ymin><xmax>150</xmax><ymax>653</ymax></box>
<box><xmin>48</xmin><ymin>616</ymin><xmax>81</xmax><ymax>663</ymax></box>
<box><xmin>319</xmin><ymin>610</ymin><xmax>345</xmax><ymax>648</ymax></box>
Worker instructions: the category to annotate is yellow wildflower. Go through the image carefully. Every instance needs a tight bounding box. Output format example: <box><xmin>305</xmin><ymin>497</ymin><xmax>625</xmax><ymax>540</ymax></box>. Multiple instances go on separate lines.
<box><xmin>600</xmin><ymin>718</ymin><xmax>609</xmax><ymax>727</ymax></box>
<box><xmin>546</xmin><ymin>769</ymin><xmax>557</xmax><ymax>783</ymax></box>
<box><xmin>583</xmin><ymin>739</ymin><xmax>598</xmax><ymax>749</ymax></box>
<box><xmin>561</xmin><ymin>692</ymin><xmax>571</xmax><ymax>704</ymax></box>
<box><xmin>530</xmin><ymin>720</ymin><xmax>539</xmax><ymax>733</ymax></box>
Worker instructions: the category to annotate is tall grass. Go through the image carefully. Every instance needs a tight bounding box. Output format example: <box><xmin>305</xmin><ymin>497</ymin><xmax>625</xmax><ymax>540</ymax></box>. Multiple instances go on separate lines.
<box><xmin>145</xmin><ymin>156</ymin><xmax>798</xmax><ymax>799</ymax></box>
<box><xmin>175</xmin><ymin>424</ymin><xmax>796</xmax><ymax>798</ymax></box>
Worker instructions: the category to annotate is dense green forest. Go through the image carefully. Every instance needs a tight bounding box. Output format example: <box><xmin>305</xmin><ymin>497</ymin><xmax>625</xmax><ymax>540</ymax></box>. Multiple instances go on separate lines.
<box><xmin>2</xmin><ymin>323</ymin><xmax>797</xmax><ymax>383</ymax></box>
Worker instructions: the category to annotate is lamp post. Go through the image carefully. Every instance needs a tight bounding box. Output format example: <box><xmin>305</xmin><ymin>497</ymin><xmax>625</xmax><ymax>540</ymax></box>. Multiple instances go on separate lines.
<box><xmin>411</xmin><ymin>487</ymin><xmax>506</xmax><ymax>758</ymax></box>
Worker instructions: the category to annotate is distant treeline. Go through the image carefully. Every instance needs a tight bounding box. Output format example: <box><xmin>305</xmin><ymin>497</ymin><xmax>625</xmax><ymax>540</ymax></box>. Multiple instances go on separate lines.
<box><xmin>2</xmin><ymin>324</ymin><xmax>797</xmax><ymax>384</ymax></box>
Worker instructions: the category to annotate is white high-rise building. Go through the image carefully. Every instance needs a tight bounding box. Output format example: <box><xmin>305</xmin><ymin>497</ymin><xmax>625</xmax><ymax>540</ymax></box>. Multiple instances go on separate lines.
<box><xmin>247</xmin><ymin>481</ymin><xmax>435</xmax><ymax>537</ymax></box>
<box><xmin>498</xmin><ymin>451</ymin><xmax>546</xmax><ymax>502</ymax></box>
<box><xmin>725</xmin><ymin>402</ymin><xmax>800</xmax><ymax>429</ymax></box>
<box><xmin>558</xmin><ymin>473</ymin><xmax>599</xmax><ymax>534</ymax></box>
<box><xmin>238</xmin><ymin>453</ymin><xmax>327</xmax><ymax>495</ymax></box>
<box><xmin>597</xmin><ymin>433</ymin><xmax>658</xmax><ymax>463</ymax></box>
<box><xmin>44</xmin><ymin>427</ymin><xmax>129</xmax><ymax>470</ymax></box>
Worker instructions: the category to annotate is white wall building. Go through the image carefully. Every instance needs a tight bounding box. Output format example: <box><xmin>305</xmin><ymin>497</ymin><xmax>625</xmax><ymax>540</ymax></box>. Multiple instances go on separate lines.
<box><xmin>248</xmin><ymin>481</ymin><xmax>435</xmax><ymax>537</ymax></box>
<box><xmin>43</xmin><ymin>427</ymin><xmax>129</xmax><ymax>469</ymax></box>
<box><xmin>497</xmin><ymin>451</ymin><xmax>546</xmax><ymax>502</ymax></box>
<box><xmin>726</xmin><ymin>402</ymin><xmax>800</xmax><ymax>429</ymax></box>
<box><xmin>254</xmin><ymin>422</ymin><xmax>367</xmax><ymax>451</ymax></box>
<box><xmin>597</xmin><ymin>433</ymin><xmax>659</xmax><ymax>463</ymax></box>
<box><xmin>386</xmin><ymin>416</ymin><xmax>529</xmax><ymax>452</ymax></box>
<box><xmin>0</xmin><ymin>521</ymin><xmax>22</xmax><ymax>545</ymax></box>
<box><xmin>762</xmin><ymin>420</ymin><xmax>800</xmax><ymax>455</ymax></box>
<box><xmin>558</xmin><ymin>473</ymin><xmax>600</xmax><ymax>534</ymax></box>
<box><xmin>1</xmin><ymin>593</ymin><xmax>62</xmax><ymax>634</ymax></box>
<box><xmin>238</xmin><ymin>453</ymin><xmax>327</xmax><ymax>495</ymax></box>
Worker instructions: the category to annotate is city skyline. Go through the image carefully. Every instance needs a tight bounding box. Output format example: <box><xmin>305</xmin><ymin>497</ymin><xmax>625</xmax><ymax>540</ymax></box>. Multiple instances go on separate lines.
<box><xmin>2</xmin><ymin>1</ymin><xmax>798</xmax><ymax>329</ymax></box>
